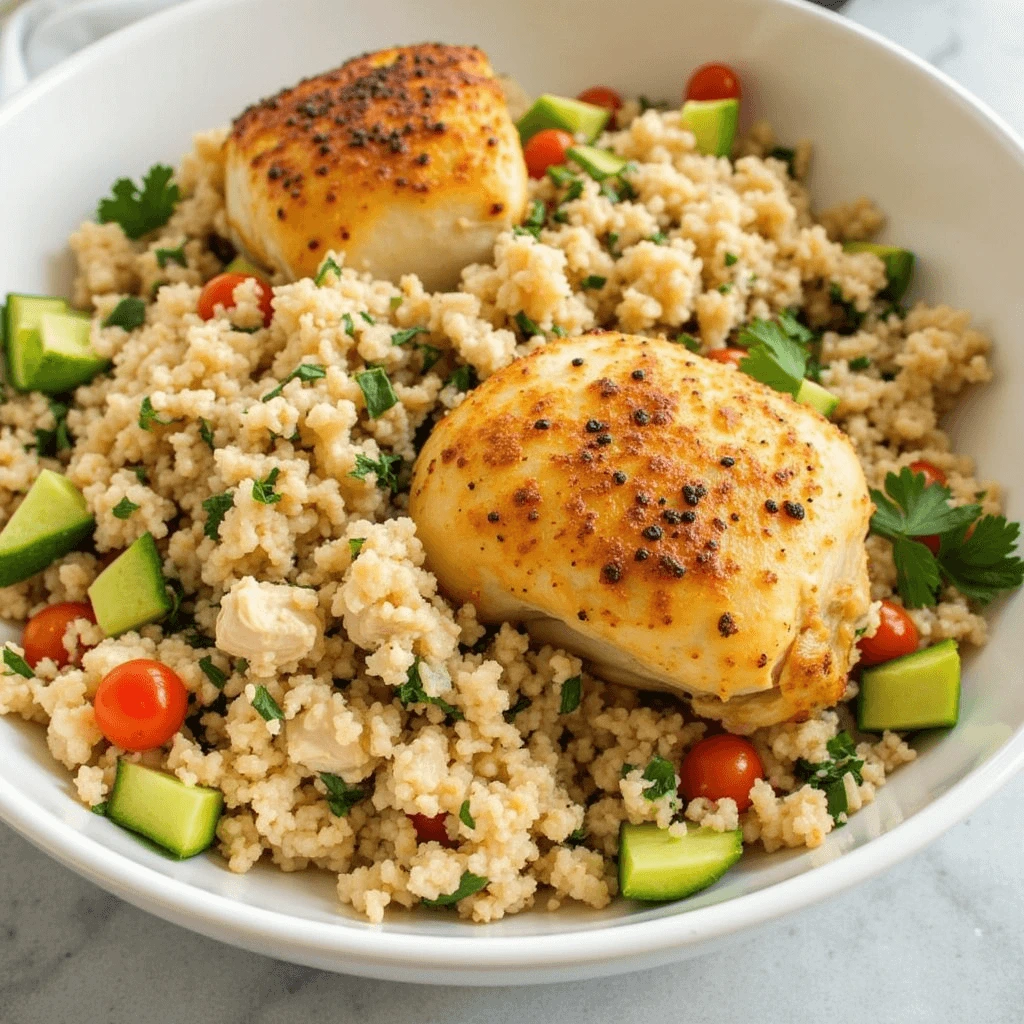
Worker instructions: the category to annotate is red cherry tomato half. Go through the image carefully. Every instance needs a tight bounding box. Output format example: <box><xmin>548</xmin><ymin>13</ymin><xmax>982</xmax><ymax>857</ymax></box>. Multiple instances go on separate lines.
<box><xmin>707</xmin><ymin>347</ymin><xmax>747</xmax><ymax>369</ymax></box>
<box><xmin>679</xmin><ymin>734</ymin><xmax>764</xmax><ymax>812</ymax></box>
<box><xmin>685</xmin><ymin>62</ymin><xmax>742</xmax><ymax>102</ymax></box>
<box><xmin>22</xmin><ymin>602</ymin><xmax>96</xmax><ymax>669</ymax></box>
<box><xmin>93</xmin><ymin>659</ymin><xmax>189</xmax><ymax>752</ymax></box>
<box><xmin>523</xmin><ymin>128</ymin><xmax>575</xmax><ymax>179</ymax></box>
<box><xmin>408</xmin><ymin>812</ymin><xmax>456</xmax><ymax>847</ymax></box>
<box><xmin>197</xmin><ymin>272</ymin><xmax>273</xmax><ymax>327</ymax></box>
<box><xmin>908</xmin><ymin>460</ymin><xmax>948</xmax><ymax>488</ymax></box>
<box><xmin>577</xmin><ymin>86</ymin><xmax>623</xmax><ymax>128</ymax></box>
<box><xmin>858</xmin><ymin>599</ymin><xmax>920</xmax><ymax>667</ymax></box>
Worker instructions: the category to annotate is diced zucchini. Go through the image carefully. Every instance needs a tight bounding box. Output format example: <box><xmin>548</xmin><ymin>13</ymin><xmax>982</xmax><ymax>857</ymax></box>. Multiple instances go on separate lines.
<box><xmin>516</xmin><ymin>94</ymin><xmax>610</xmax><ymax>144</ymax></box>
<box><xmin>796</xmin><ymin>378</ymin><xmax>839</xmax><ymax>417</ymax></box>
<box><xmin>681</xmin><ymin>98</ymin><xmax>739</xmax><ymax>158</ymax></box>
<box><xmin>858</xmin><ymin>638</ymin><xmax>961</xmax><ymax>732</ymax></box>
<box><xmin>567</xmin><ymin>145</ymin><xmax>626</xmax><ymax>181</ymax></box>
<box><xmin>87</xmin><ymin>532</ymin><xmax>172</xmax><ymax>636</ymax></box>
<box><xmin>618</xmin><ymin>822</ymin><xmax>743</xmax><ymax>902</ymax></box>
<box><xmin>843</xmin><ymin>242</ymin><xmax>915</xmax><ymax>302</ymax></box>
<box><xmin>0</xmin><ymin>470</ymin><xmax>94</xmax><ymax>587</ymax></box>
<box><xmin>106</xmin><ymin>759</ymin><xmax>223</xmax><ymax>858</ymax></box>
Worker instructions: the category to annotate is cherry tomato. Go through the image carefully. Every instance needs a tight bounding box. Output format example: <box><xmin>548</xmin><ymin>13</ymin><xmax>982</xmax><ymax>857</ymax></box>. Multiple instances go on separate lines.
<box><xmin>523</xmin><ymin>128</ymin><xmax>574</xmax><ymax>179</ymax></box>
<box><xmin>93</xmin><ymin>659</ymin><xmax>189</xmax><ymax>751</ymax></box>
<box><xmin>685</xmin><ymin>62</ymin><xmax>742</xmax><ymax>102</ymax></box>
<box><xmin>577</xmin><ymin>86</ymin><xmax>623</xmax><ymax>128</ymax></box>
<box><xmin>22</xmin><ymin>602</ymin><xmax>95</xmax><ymax>669</ymax></box>
<box><xmin>679</xmin><ymin>734</ymin><xmax>763</xmax><ymax>812</ymax></box>
<box><xmin>909</xmin><ymin>460</ymin><xmax>947</xmax><ymax>488</ymax></box>
<box><xmin>408</xmin><ymin>812</ymin><xmax>456</xmax><ymax>847</ymax></box>
<box><xmin>858</xmin><ymin>599</ymin><xmax>920</xmax><ymax>667</ymax></box>
<box><xmin>196</xmin><ymin>272</ymin><xmax>273</xmax><ymax>327</ymax></box>
<box><xmin>707</xmin><ymin>347</ymin><xmax>747</xmax><ymax>369</ymax></box>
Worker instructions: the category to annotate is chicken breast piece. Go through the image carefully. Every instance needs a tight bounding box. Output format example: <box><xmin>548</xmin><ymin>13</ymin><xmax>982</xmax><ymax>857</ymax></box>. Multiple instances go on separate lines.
<box><xmin>409</xmin><ymin>333</ymin><xmax>872</xmax><ymax>732</ymax></box>
<box><xmin>224</xmin><ymin>44</ymin><xmax>528</xmax><ymax>290</ymax></box>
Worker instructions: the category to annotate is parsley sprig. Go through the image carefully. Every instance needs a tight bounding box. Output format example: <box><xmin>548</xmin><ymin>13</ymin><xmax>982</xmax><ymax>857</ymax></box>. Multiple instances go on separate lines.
<box><xmin>97</xmin><ymin>164</ymin><xmax>180</xmax><ymax>239</ymax></box>
<box><xmin>796</xmin><ymin>732</ymin><xmax>864</xmax><ymax>821</ymax></box>
<box><xmin>421</xmin><ymin>871</ymin><xmax>488</xmax><ymax>908</ymax></box>
<box><xmin>320</xmin><ymin>773</ymin><xmax>365</xmax><ymax>816</ymax></box>
<box><xmin>261</xmin><ymin>363</ymin><xmax>326</xmax><ymax>402</ymax></box>
<box><xmin>869</xmin><ymin>468</ymin><xmax>1022</xmax><ymax>606</ymax></box>
<box><xmin>348</xmin><ymin>451</ymin><xmax>402</xmax><ymax>493</ymax></box>
<box><xmin>737</xmin><ymin>312</ymin><xmax>815</xmax><ymax>397</ymax></box>
<box><xmin>397</xmin><ymin>658</ymin><xmax>463</xmax><ymax>721</ymax></box>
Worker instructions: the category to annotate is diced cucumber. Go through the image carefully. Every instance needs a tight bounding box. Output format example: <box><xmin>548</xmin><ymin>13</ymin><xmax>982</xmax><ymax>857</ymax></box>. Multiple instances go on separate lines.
<box><xmin>29</xmin><ymin>311</ymin><xmax>109</xmax><ymax>393</ymax></box>
<box><xmin>516</xmin><ymin>94</ymin><xmax>610</xmax><ymax>144</ymax></box>
<box><xmin>0</xmin><ymin>470</ymin><xmax>94</xmax><ymax>587</ymax></box>
<box><xmin>843</xmin><ymin>242</ymin><xmax>915</xmax><ymax>302</ymax></box>
<box><xmin>224</xmin><ymin>256</ymin><xmax>266</xmax><ymax>277</ymax></box>
<box><xmin>5</xmin><ymin>294</ymin><xmax>68</xmax><ymax>390</ymax></box>
<box><xmin>87</xmin><ymin>532</ymin><xmax>172</xmax><ymax>637</ymax></box>
<box><xmin>681</xmin><ymin>98</ymin><xmax>739</xmax><ymax>158</ymax></box>
<box><xmin>858</xmin><ymin>638</ymin><xmax>960</xmax><ymax>732</ymax></box>
<box><xmin>618</xmin><ymin>822</ymin><xmax>743</xmax><ymax>902</ymax></box>
<box><xmin>567</xmin><ymin>145</ymin><xmax>626</xmax><ymax>181</ymax></box>
<box><xmin>796</xmin><ymin>378</ymin><xmax>839</xmax><ymax>418</ymax></box>
<box><xmin>106</xmin><ymin>759</ymin><xmax>223</xmax><ymax>858</ymax></box>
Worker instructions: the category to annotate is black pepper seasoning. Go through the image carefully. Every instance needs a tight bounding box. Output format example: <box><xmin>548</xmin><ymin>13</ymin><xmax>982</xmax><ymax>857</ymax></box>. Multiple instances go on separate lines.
<box><xmin>659</xmin><ymin>555</ymin><xmax>686</xmax><ymax>578</ymax></box>
<box><xmin>662</xmin><ymin>510</ymin><xmax>684</xmax><ymax>525</ymax></box>
<box><xmin>682</xmin><ymin>484</ymin><xmax>707</xmax><ymax>506</ymax></box>
<box><xmin>585</xmin><ymin>419</ymin><xmax>605</xmax><ymax>433</ymax></box>
<box><xmin>613</xmin><ymin>471</ymin><xmax>627</xmax><ymax>485</ymax></box>
<box><xmin>718</xmin><ymin>613</ymin><xmax>739</xmax><ymax>637</ymax></box>
<box><xmin>642</xmin><ymin>525</ymin><xmax>663</xmax><ymax>541</ymax></box>
<box><xmin>572</xmin><ymin>357</ymin><xmax>585</xmax><ymax>367</ymax></box>
<box><xmin>681</xmin><ymin>510</ymin><xmax>696</xmax><ymax>524</ymax></box>
<box><xmin>720</xmin><ymin>456</ymin><xmax>735</xmax><ymax>467</ymax></box>
<box><xmin>596</xmin><ymin>434</ymin><xmax>612</xmax><ymax>446</ymax></box>
<box><xmin>533</xmin><ymin>419</ymin><xmax>550</xmax><ymax>430</ymax></box>
<box><xmin>631</xmin><ymin>369</ymin><xmax>645</xmax><ymax>380</ymax></box>
<box><xmin>633</xmin><ymin>410</ymin><xmax>650</xmax><ymax>426</ymax></box>
<box><xmin>601</xmin><ymin>563</ymin><xmax>622</xmax><ymax>583</ymax></box>
<box><xmin>634</xmin><ymin>548</ymin><xmax>650</xmax><ymax>561</ymax></box>
<box><xmin>784</xmin><ymin>501</ymin><xmax>806</xmax><ymax>520</ymax></box>
<box><xmin>765</xmin><ymin>500</ymin><xmax>779</xmax><ymax>514</ymax></box>
<box><xmin>487</xmin><ymin>512</ymin><xmax>499</xmax><ymax>523</ymax></box>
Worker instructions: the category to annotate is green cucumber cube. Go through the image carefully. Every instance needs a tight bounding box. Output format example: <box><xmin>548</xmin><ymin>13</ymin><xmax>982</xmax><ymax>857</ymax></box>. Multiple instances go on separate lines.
<box><xmin>796</xmin><ymin>378</ymin><xmax>839</xmax><ymax>418</ymax></box>
<box><xmin>681</xmin><ymin>98</ymin><xmax>740</xmax><ymax>158</ymax></box>
<box><xmin>566</xmin><ymin>144</ymin><xmax>626</xmax><ymax>181</ymax></box>
<box><xmin>843</xmin><ymin>242</ymin><xmax>916</xmax><ymax>302</ymax></box>
<box><xmin>29</xmin><ymin>311</ymin><xmax>110</xmax><ymax>393</ymax></box>
<box><xmin>517</xmin><ymin>94</ymin><xmax>610</xmax><ymax>144</ymax></box>
<box><xmin>5</xmin><ymin>294</ymin><xmax>68</xmax><ymax>390</ymax></box>
<box><xmin>87</xmin><ymin>532</ymin><xmax>172</xmax><ymax>637</ymax></box>
<box><xmin>106</xmin><ymin>760</ymin><xmax>223</xmax><ymax>858</ymax></box>
<box><xmin>0</xmin><ymin>470</ymin><xmax>94</xmax><ymax>586</ymax></box>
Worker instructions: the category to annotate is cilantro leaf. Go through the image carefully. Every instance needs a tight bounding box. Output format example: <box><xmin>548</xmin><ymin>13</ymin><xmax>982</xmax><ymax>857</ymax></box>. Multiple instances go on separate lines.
<box><xmin>91</xmin><ymin>802</ymin><xmax>108</xmax><ymax>816</ymax></box>
<box><xmin>97</xmin><ymin>164</ymin><xmax>180</xmax><ymax>239</ymax></box>
<box><xmin>251</xmin><ymin>467</ymin><xmax>282</xmax><ymax>505</ymax></box>
<box><xmin>459</xmin><ymin>800</ymin><xmax>475</xmax><ymax>829</ymax></box>
<box><xmin>261</xmin><ymin>362</ymin><xmax>326</xmax><ymax>402</ymax></box>
<box><xmin>421</xmin><ymin>871</ymin><xmax>489</xmax><ymax>907</ymax></box>
<box><xmin>34</xmin><ymin>400</ymin><xmax>72</xmax><ymax>456</ymax></box>
<box><xmin>342</xmin><ymin>313</ymin><xmax>355</xmax><ymax>337</ymax></box>
<box><xmin>360</xmin><ymin>311</ymin><xmax>375</xmax><ymax>325</ymax></box>
<box><xmin>314</xmin><ymin>256</ymin><xmax>343</xmax><ymax>286</ymax></box>
<box><xmin>251</xmin><ymin>685</ymin><xmax>284</xmax><ymax>721</ymax></box>
<box><xmin>320</xmin><ymin>773</ymin><xmax>365</xmax><ymax>816</ymax></box>
<box><xmin>445</xmin><ymin>365</ymin><xmax>478</xmax><ymax>392</ymax></box>
<box><xmin>503</xmin><ymin>695</ymin><xmax>532</xmax><ymax>723</ymax></box>
<box><xmin>514</xmin><ymin>310</ymin><xmax>542</xmax><ymax>337</ymax></box>
<box><xmin>155</xmin><ymin>245</ymin><xmax>186</xmax><ymax>269</ymax></box>
<box><xmin>581</xmin><ymin>275</ymin><xmax>607</xmax><ymax>290</ymax></box>
<box><xmin>348</xmin><ymin>537</ymin><xmax>365</xmax><ymax>557</ymax></box>
<box><xmin>3</xmin><ymin>647</ymin><xmax>33</xmax><ymax>679</ymax></box>
<box><xmin>849</xmin><ymin>356</ymin><xmax>871</xmax><ymax>371</ymax></box>
<box><xmin>796</xmin><ymin>731</ymin><xmax>864</xmax><ymax>821</ymax></box>
<box><xmin>737</xmin><ymin>318</ymin><xmax>808</xmax><ymax>396</ymax></box>
<box><xmin>355</xmin><ymin>367</ymin><xmax>398</xmax><ymax>418</ymax></box>
<box><xmin>104</xmin><ymin>296</ymin><xmax>147</xmax><ymax>331</ymax></box>
<box><xmin>938</xmin><ymin>516</ymin><xmax>1024</xmax><ymax>604</ymax></box>
<box><xmin>202</xmin><ymin>490</ymin><xmax>234</xmax><ymax>540</ymax></box>
<box><xmin>138</xmin><ymin>396</ymin><xmax>177</xmax><ymax>431</ymax></box>
<box><xmin>349</xmin><ymin>451</ymin><xmax>403</xmax><ymax>493</ymax></box>
<box><xmin>199</xmin><ymin>418</ymin><xmax>215</xmax><ymax>450</ymax></box>
<box><xmin>870</xmin><ymin>468</ymin><xmax>981</xmax><ymax>540</ymax></box>
<box><xmin>674</xmin><ymin>332</ymin><xmax>701</xmax><ymax>353</ymax></box>
<box><xmin>112</xmin><ymin>497</ymin><xmax>139</xmax><ymax>520</ymax></box>
<box><xmin>641</xmin><ymin>755</ymin><xmax>677</xmax><ymax>802</ymax></box>
<box><xmin>724</xmin><ymin>252</ymin><xmax>738</xmax><ymax>267</ymax></box>
<box><xmin>559</xmin><ymin>675</ymin><xmax>582</xmax><ymax>714</ymax></box>
<box><xmin>392</xmin><ymin>326</ymin><xmax>429</xmax><ymax>347</ymax></box>
<box><xmin>397</xmin><ymin>658</ymin><xmax>463</xmax><ymax>720</ymax></box>
<box><xmin>566</xmin><ymin>827</ymin><xmax>587</xmax><ymax>848</ymax></box>
<box><xmin>198</xmin><ymin>656</ymin><xmax>227</xmax><ymax>690</ymax></box>
<box><xmin>891</xmin><ymin>536</ymin><xmax>941</xmax><ymax>609</ymax></box>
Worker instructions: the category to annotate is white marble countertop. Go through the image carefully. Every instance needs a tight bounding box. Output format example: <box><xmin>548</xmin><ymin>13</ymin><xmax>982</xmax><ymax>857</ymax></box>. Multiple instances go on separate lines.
<box><xmin>2</xmin><ymin>2</ymin><xmax>1024</xmax><ymax>1021</ymax></box>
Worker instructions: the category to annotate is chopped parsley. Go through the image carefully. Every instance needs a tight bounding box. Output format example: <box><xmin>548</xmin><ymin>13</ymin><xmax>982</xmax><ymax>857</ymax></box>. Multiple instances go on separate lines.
<box><xmin>355</xmin><ymin>367</ymin><xmax>398</xmax><ymax>418</ymax></box>
<box><xmin>97</xmin><ymin>164</ymin><xmax>180</xmax><ymax>239</ymax></box>
<box><xmin>91</xmin><ymin>802</ymin><xmax>108</xmax><ymax>816</ymax></box>
<box><xmin>724</xmin><ymin>252</ymin><xmax>739</xmax><ymax>267</ymax></box>
<box><xmin>198</xmin><ymin>656</ymin><xmax>227</xmax><ymax>690</ymax></box>
<box><xmin>547</xmin><ymin>166</ymin><xmax>577</xmax><ymax>187</ymax></box>
<box><xmin>342</xmin><ymin>312</ymin><xmax>355</xmax><ymax>337</ymax></box>
<box><xmin>34</xmin><ymin>400</ymin><xmax>71</xmax><ymax>456</ymax></box>
<box><xmin>251</xmin><ymin>685</ymin><xmax>284</xmax><ymax>721</ymax></box>
<box><xmin>138</xmin><ymin>396</ymin><xmax>176</xmax><ymax>431</ymax></box>
<box><xmin>649</xmin><ymin>231</ymin><xmax>668</xmax><ymax>245</ymax></box>
<box><xmin>155</xmin><ymin>244</ymin><xmax>187</xmax><ymax>269</ymax></box>
<box><xmin>349</xmin><ymin>451</ymin><xmax>402</xmax><ymax>493</ymax></box>
<box><xmin>640</xmin><ymin>755</ymin><xmax>677</xmax><ymax>802</ymax></box>
<box><xmin>503</xmin><ymin>695</ymin><xmax>532</xmax><ymax>723</ymax></box>
<box><xmin>517</xmin><ymin>199</ymin><xmax>547</xmax><ymax>239</ymax></box>
<box><xmin>445</xmin><ymin>364</ymin><xmax>478</xmax><ymax>392</ymax></box>
<box><xmin>104</xmin><ymin>296</ymin><xmax>147</xmax><ymax>331</ymax></box>
<box><xmin>261</xmin><ymin>362</ymin><xmax>326</xmax><ymax>402</ymax></box>
<box><xmin>849</xmin><ymin>356</ymin><xmax>871</xmax><ymax>371</ymax></box>
<box><xmin>390</xmin><ymin>295</ymin><xmax>403</xmax><ymax>311</ymax></box>
<box><xmin>514</xmin><ymin>311</ymin><xmax>542</xmax><ymax>337</ymax></box>
<box><xmin>421</xmin><ymin>871</ymin><xmax>488</xmax><ymax>908</ymax></box>
<box><xmin>674</xmin><ymin>333</ymin><xmax>701</xmax><ymax>353</ymax></box>
<box><xmin>314</xmin><ymin>256</ymin><xmax>343</xmax><ymax>286</ymax></box>
<box><xmin>796</xmin><ymin>731</ymin><xmax>864</xmax><ymax>820</ymax></box>
<box><xmin>736</xmin><ymin>313</ymin><xmax>815</xmax><ymax>398</ymax></box>
<box><xmin>202</xmin><ymin>490</ymin><xmax>234</xmax><ymax>540</ymax></box>
<box><xmin>235</xmin><ymin>658</ymin><xmax>249</xmax><ymax>675</ymax></box>
<box><xmin>162</xmin><ymin>577</ymin><xmax>189</xmax><ymax>632</ymax></box>
<box><xmin>359</xmin><ymin>311</ymin><xmax>375</xmax><ymax>325</ymax></box>
<box><xmin>768</xmin><ymin>146</ymin><xmax>796</xmax><ymax>176</ymax></box>
<box><xmin>559</xmin><ymin>675</ymin><xmax>582</xmax><ymax>714</ymax></box>
<box><xmin>581</xmin><ymin>275</ymin><xmax>607</xmax><ymax>290</ymax></box>
<box><xmin>131</xmin><ymin>466</ymin><xmax>148</xmax><ymax>484</ymax></box>
<box><xmin>320</xmin><ymin>773</ymin><xmax>365</xmax><ymax>816</ymax></box>
<box><xmin>391</xmin><ymin>326</ymin><xmax>429</xmax><ymax>347</ymax></box>
<box><xmin>459</xmin><ymin>800</ymin><xmax>476</xmax><ymax>829</ymax></box>
<box><xmin>185</xmin><ymin>631</ymin><xmax>214</xmax><ymax>649</ymax></box>
<box><xmin>348</xmin><ymin>537</ymin><xmax>365</xmax><ymax>557</ymax></box>
<box><xmin>199</xmin><ymin>418</ymin><xmax>215</xmax><ymax>450</ymax></box>
<box><xmin>112</xmin><ymin>496</ymin><xmax>140</xmax><ymax>520</ymax></box>
<box><xmin>3</xmin><ymin>647</ymin><xmax>33</xmax><ymax>679</ymax></box>
<box><xmin>869</xmin><ymin>467</ymin><xmax>1023</xmax><ymax>606</ymax></box>
<box><xmin>397</xmin><ymin>658</ymin><xmax>463</xmax><ymax>720</ymax></box>
<box><xmin>418</xmin><ymin>344</ymin><xmax>443</xmax><ymax>373</ymax></box>
<box><xmin>566</xmin><ymin>828</ymin><xmax>588</xmax><ymax>848</ymax></box>
<box><xmin>718</xmin><ymin>282</ymin><xmax>734</xmax><ymax>294</ymax></box>
<box><xmin>251</xmin><ymin>467</ymin><xmax>282</xmax><ymax>505</ymax></box>
<box><xmin>829</xmin><ymin>282</ymin><xmax>865</xmax><ymax>333</ymax></box>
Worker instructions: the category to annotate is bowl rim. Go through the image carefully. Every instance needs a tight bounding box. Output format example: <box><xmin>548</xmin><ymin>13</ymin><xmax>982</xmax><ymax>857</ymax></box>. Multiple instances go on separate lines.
<box><xmin>2</xmin><ymin>0</ymin><xmax>1024</xmax><ymax>975</ymax></box>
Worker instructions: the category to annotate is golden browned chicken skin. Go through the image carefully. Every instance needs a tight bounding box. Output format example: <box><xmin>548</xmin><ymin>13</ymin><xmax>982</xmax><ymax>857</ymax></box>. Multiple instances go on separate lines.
<box><xmin>224</xmin><ymin>44</ymin><xmax>528</xmax><ymax>289</ymax></box>
<box><xmin>409</xmin><ymin>333</ymin><xmax>873</xmax><ymax>732</ymax></box>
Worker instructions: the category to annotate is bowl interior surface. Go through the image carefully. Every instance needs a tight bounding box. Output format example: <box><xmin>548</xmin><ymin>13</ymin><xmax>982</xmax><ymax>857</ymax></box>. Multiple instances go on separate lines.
<box><xmin>1</xmin><ymin>0</ymin><xmax>1022</xmax><ymax>981</ymax></box>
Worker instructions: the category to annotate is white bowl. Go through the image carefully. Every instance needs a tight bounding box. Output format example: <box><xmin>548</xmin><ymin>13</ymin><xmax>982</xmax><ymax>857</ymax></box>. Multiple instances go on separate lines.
<box><xmin>1</xmin><ymin>0</ymin><xmax>1023</xmax><ymax>986</ymax></box>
